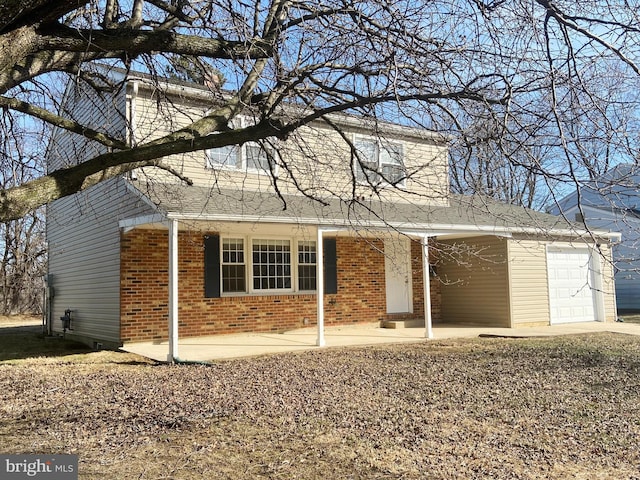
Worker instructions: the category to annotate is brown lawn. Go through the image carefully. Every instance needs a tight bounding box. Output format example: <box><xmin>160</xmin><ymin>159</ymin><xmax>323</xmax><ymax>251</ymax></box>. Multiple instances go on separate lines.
<box><xmin>1</xmin><ymin>320</ymin><xmax>640</xmax><ymax>479</ymax></box>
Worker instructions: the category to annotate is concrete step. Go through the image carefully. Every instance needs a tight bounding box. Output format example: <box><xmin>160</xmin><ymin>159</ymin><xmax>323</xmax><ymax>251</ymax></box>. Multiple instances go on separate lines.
<box><xmin>380</xmin><ymin>318</ymin><xmax>425</xmax><ymax>329</ymax></box>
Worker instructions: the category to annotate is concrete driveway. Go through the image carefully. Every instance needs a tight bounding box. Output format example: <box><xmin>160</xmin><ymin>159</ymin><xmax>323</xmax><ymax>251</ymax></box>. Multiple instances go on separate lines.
<box><xmin>122</xmin><ymin>321</ymin><xmax>640</xmax><ymax>363</ymax></box>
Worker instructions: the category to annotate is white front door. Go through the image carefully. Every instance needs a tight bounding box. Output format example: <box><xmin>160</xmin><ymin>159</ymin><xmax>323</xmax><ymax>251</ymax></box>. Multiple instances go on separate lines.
<box><xmin>547</xmin><ymin>247</ymin><xmax>596</xmax><ymax>324</ymax></box>
<box><xmin>385</xmin><ymin>237</ymin><xmax>412</xmax><ymax>314</ymax></box>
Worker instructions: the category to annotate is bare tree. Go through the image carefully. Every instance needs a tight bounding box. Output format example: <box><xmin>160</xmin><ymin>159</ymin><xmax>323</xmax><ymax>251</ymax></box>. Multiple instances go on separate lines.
<box><xmin>0</xmin><ymin>213</ymin><xmax>46</xmax><ymax>314</ymax></box>
<box><xmin>1</xmin><ymin>0</ymin><xmax>640</xmax><ymax>222</ymax></box>
<box><xmin>0</xmin><ymin>90</ymin><xmax>47</xmax><ymax>313</ymax></box>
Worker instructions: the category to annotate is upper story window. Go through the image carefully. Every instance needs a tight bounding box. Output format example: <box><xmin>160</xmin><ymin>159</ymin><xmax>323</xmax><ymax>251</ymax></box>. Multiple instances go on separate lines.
<box><xmin>354</xmin><ymin>136</ymin><xmax>406</xmax><ymax>186</ymax></box>
<box><xmin>208</xmin><ymin>144</ymin><xmax>239</xmax><ymax>168</ymax></box>
<box><xmin>206</xmin><ymin>117</ymin><xmax>276</xmax><ymax>174</ymax></box>
<box><xmin>207</xmin><ymin>142</ymin><xmax>274</xmax><ymax>173</ymax></box>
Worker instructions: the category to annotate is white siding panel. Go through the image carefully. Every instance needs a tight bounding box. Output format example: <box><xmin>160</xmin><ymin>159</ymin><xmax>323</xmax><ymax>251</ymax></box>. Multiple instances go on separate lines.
<box><xmin>47</xmin><ymin>177</ymin><xmax>156</xmax><ymax>344</ymax></box>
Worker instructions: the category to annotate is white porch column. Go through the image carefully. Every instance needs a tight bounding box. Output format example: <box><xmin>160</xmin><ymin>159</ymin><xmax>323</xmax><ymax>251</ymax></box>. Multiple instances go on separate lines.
<box><xmin>168</xmin><ymin>219</ymin><xmax>179</xmax><ymax>362</ymax></box>
<box><xmin>316</xmin><ymin>227</ymin><xmax>326</xmax><ymax>347</ymax></box>
<box><xmin>422</xmin><ymin>235</ymin><xmax>433</xmax><ymax>339</ymax></box>
<box><xmin>590</xmin><ymin>245</ymin><xmax>606</xmax><ymax>322</ymax></box>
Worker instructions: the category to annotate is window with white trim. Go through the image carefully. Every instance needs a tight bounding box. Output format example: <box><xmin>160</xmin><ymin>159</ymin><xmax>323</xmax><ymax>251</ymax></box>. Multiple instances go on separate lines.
<box><xmin>220</xmin><ymin>236</ymin><xmax>317</xmax><ymax>294</ymax></box>
<box><xmin>207</xmin><ymin>142</ymin><xmax>274</xmax><ymax>173</ymax></box>
<box><xmin>206</xmin><ymin>117</ymin><xmax>276</xmax><ymax>173</ymax></box>
<box><xmin>298</xmin><ymin>241</ymin><xmax>317</xmax><ymax>291</ymax></box>
<box><xmin>354</xmin><ymin>136</ymin><xmax>406</xmax><ymax>186</ymax></box>
<box><xmin>252</xmin><ymin>239</ymin><xmax>292</xmax><ymax>290</ymax></box>
<box><xmin>221</xmin><ymin>238</ymin><xmax>246</xmax><ymax>292</ymax></box>
<box><xmin>208</xmin><ymin>144</ymin><xmax>240</xmax><ymax>168</ymax></box>
<box><xmin>246</xmin><ymin>143</ymin><xmax>272</xmax><ymax>172</ymax></box>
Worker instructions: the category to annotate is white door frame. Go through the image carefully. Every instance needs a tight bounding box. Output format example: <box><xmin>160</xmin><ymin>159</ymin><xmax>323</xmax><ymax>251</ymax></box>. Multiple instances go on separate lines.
<box><xmin>384</xmin><ymin>236</ymin><xmax>413</xmax><ymax>314</ymax></box>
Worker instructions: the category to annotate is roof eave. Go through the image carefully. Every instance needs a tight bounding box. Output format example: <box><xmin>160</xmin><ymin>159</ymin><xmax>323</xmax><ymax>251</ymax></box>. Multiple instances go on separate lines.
<box><xmin>163</xmin><ymin>212</ymin><xmax>620</xmax><ymax>242</ymax></box>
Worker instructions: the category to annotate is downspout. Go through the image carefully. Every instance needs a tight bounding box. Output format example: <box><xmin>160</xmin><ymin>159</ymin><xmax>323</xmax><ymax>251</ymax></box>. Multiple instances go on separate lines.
<box><xmin>422</xmin><ymin>235</ymin><xmax>433</xmax><ymax>339</ymax></box>
<box><xmin>316</xmin><ymin>227</ymin><xmax>326</xmax><ymax>347</ymax></box>
<box><xmin>168</xmin><ymin>219</ymin><xmax>179</xmax><ymax>362</ymax></box>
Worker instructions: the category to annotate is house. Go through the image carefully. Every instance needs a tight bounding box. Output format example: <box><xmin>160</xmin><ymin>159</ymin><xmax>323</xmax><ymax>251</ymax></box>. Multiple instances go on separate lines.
<box><xmin>551</xmin><ymin>164</ymin><xmax>640</xmax><ymax>311</ymax></box>
<box><xmin>45</xmin><ymin>70</ymin><xmax>620</xmax><ymax>358</ymax></box>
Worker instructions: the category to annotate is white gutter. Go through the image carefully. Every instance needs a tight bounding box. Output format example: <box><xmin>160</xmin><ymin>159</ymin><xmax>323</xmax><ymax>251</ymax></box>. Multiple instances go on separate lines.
<box><xmin>165</xmin><ymin>212</ymin><xmax>620</xmax><ymax>242</ymax></box>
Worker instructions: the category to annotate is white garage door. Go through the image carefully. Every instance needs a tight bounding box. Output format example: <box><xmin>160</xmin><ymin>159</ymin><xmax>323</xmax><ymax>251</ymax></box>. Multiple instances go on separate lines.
<box><xmin>547</xmin><ymin>248</ymin><xmax>596</xmax><ymax>324</ymax></box>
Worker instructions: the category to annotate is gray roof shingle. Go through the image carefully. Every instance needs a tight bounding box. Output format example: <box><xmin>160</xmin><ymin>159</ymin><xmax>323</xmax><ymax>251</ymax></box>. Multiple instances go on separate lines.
<box><xmin>129</xmin><ymin>180</ymin><xmax>616</xmax><ymax>239</ymax></box>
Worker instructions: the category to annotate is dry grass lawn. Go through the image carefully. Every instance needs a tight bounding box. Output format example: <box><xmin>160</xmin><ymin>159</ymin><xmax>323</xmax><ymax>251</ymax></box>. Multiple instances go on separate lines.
<box><xmin>1</xmin><ymin>318</ymin><xmax>640</xmax><ymax>479</ymax></box>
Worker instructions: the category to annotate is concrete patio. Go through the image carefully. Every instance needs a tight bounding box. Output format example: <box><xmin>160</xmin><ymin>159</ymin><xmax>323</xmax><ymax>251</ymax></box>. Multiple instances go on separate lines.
<box><xmin>121</xmin><ymin>321</ymin><xmax>640</xmax><ymax>363</ymax></box>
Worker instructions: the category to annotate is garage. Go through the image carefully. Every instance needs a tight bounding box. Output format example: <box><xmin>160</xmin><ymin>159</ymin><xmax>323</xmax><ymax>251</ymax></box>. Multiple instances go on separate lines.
<box><xmin>547</xmin><ymin>247</ymin><xmax>596</xmax><ymax>324</ymax></box>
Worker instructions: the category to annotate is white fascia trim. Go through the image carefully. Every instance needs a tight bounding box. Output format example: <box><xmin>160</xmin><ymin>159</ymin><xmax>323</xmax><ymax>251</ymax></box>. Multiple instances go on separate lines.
<box><xmin>165</xmin><ymin>212</ymin><xmax>619</xmax><ymax>241</ymax></box>
<box><xmin>119</xmin><ymin>213</ymin><xmax>168</xmax><ymax>230</ymax></box>
<box><xmin>129</xmin><ymin>75</ymin><xmax>217</xmax><ymax>103</ymax></box>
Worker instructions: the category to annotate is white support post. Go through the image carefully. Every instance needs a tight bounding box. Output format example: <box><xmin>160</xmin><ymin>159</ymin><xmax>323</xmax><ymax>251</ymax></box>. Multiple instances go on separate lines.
<box><xmin>422</xmin><ymin>235</ymin><xmax>433</xmax><ymax>339</ymax></box>
<box><xmin>168</xmin><ymin>219</ymin><xmax>179</xmax><ymax>362</ymax></box>
<box><xmin>590</xmin><ymin>245</ymin><xmax>606</xmax><ymax>322</ymax></box>
<box><xmin>316</xmin><ymin>227</ymin><xmax>326</xmax><ymax>347</ymax></box>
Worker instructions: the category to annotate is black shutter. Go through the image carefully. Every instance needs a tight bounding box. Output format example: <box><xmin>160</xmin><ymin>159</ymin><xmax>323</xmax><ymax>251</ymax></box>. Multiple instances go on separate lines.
<box><xmin>204</xmin><ymin>235</ymin><xmax>221</xmax><ymax>298</ymax></box>
<box><xmin>323</xmin><ymin>237</ymin><xmax>337</xmax><ymax>294</ymax></box>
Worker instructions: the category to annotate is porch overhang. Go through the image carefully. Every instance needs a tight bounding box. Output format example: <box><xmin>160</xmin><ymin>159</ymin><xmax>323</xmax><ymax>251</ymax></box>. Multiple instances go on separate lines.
<box><xmin>121</xmin><ymin>181</ymin><xmax>621</xmax><ymax>362</ymax></box>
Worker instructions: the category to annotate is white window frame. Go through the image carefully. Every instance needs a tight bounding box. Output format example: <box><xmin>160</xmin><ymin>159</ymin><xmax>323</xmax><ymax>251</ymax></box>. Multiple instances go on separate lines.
<box><xmin>297</xmin><ymin>240</ymin><xmax>317</xmax><ymax>291</ymax></box>
<box><xmin>354</xmin><ymin>135</ymin><xmax>406</xmax><ymax>187</ymax></box>
<box><xmin>251</xmin><ymin>238</ymin><xmax>293</xmax><ymax>292</ymax></box>
<box><xmin>221</xmin><ymin>237</ymin><xmax>247</xmax><ymax>293</ymax></box>
<box><xmin>206</xmin><ymin>116</ymin><xmax>278</xmax><ymax>175</ymax></box>
<box><xmin>220</xmin><ymin>236</ymin><xmax>317</xmax><ymax>295</ymax></box>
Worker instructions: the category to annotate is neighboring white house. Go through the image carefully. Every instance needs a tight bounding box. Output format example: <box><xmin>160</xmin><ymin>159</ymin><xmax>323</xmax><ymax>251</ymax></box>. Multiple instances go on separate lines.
<box><xmin>551</xmin><ymin>164</ymin><xmax>640</xmax><ymax>311</ymax></box>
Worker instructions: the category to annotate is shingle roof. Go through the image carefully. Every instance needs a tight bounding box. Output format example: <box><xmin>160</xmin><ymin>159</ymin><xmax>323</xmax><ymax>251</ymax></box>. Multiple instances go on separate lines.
<box><xmin>129</xmin><ymin>180</ymin><xmax>616</xmax><ymax>239</ymax></box>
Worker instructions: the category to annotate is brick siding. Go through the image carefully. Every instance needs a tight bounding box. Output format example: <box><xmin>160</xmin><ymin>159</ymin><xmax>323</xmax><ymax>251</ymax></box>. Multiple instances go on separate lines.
<box><xmin>120</xmin><ymin>229</ymin><xmax>442</xmax><ymax>342</ymax></box>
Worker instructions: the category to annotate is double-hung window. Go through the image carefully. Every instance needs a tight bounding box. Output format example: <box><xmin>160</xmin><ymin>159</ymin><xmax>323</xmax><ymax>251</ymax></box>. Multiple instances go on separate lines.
<box><xmin>207</xmin><ymin>117</ymin><xmax>276</xmax><ymax>173</ymax></box>
<box><xmin>354</xmin><ymin>136</ymin><xmax>406</xmax><ymax>186</ymax></box>
<box><xmin>297</xmin><ymin>241</ymin><xmax>317</xmax><ymax>291</ymax></box>
<box><xmin>207</xmin><ymin>142</ymin><xmax>273</xmax><ymax>172</ymax></box>
<box><xmin>206</xmin><ymin>236</ymin><xmax>336</xmax><ymax>297</ymax></box>
<box><xmin>221</xmin><ymin>238</ymin><xmax>246</xmax><ymax>293</ymax></box>
<box><xmin>208</xmin><ymin>144</ymin><xmax>240</xmax><ymax>168</ymax></box>
<box><xmin>219</xmin><ymin>237</ymin><xmax>318</xmax><ymax>294</ymax></box>
<box><xmin>245</xmin><ymin>143</ymin><xmax>272</xmax><ymax>172</ymax></box>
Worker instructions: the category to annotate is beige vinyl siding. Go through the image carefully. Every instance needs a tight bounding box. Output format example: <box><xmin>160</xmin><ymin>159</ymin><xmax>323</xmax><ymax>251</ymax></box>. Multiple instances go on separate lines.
<box><xmin>130</xmin><ymin>85</ymin><xmax>450</xmax><ymax>206</ymax></box>
<box><xmin>47</xmin><ymin>177</ymin><xmax>155</xmax><ymax>345</ymax></box>
<box><xmin>598</xmin><ymin>243</ymin><xmax>617</xmax><ymax>321</ymax></box>
<box><xmin>507</xmin><ymin>239</ymin><xmax>551</xmax><ymax>326</ymax></box>
<box><xmin>47</xmin><ymin>81</ymin><xmax>127</xmax><ymax>172</ymax></box>
<box><xmin>439</xmin><ymin>236</ymin><xmax>510</xmax><ymax>327</ymax></box>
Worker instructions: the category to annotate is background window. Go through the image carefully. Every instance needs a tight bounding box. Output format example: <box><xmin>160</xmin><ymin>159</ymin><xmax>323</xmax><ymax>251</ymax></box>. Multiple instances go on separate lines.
<box><xmin>222</xmin><ymin>238</ymin><xmax>246</xmax><ymax>292</ymax></box>
<box><xmin>208</xmin><ymin>144</ymin><xmax>239</xmax><ymax>168</ymax></box>
<box><xmin>354</xmin><ymin>137</ymin><xmax>405</xmax><ymax>186</ymax></box>
<box><xmin>252</xmin><ymin>239</ymin><xmax>291</xmax><ymax>290</ymax></box>
<box><xmin>246</xmin><ymin>144</ymin><xmax>271</xmax><ymax>171</ymax></box>
<box><xmin>380</xmin><ymin>143</ymin><xmax>405</xmax><ymax>184</ymax></box>
<box><xmin>354</xmin><ymin>138</ymin><xmax>381</xmax><ymax>184</ymax></box>
<box><xmin>298</xmin><ymin>241</ymin><xmax>317</xmax><ymax>291</ymax></box>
